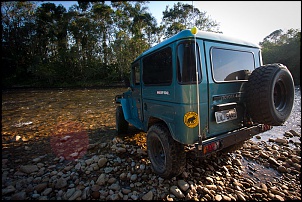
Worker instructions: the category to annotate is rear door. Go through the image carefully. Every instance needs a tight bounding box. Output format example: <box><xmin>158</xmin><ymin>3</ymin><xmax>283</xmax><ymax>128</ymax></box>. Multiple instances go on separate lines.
<box><xmin>204</xmin><ymin>41</ymin><xmax>260</xmax><ymax>137</ymax></box>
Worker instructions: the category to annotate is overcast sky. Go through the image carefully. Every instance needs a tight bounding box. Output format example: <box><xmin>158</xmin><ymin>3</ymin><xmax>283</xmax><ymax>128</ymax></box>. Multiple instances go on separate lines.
<box><xmin>43</xmin><ymin>1</ymin><xmax>301</xmax><ymax>45</ymax></box>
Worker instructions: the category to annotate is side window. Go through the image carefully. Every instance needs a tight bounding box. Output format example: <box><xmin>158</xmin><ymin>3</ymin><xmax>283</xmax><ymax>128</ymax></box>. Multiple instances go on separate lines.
<box><xmin>177</xmin><ymin>40</ymin><xmax>201</xmax><ymax>84</ymax></box>
<box><xmin>211</xmin><ymin>48</ymin><xmax>255</xmax><ymax>82</ymax></box>
<box><xmin>131</xmin><ymin>62</ymin><xmax>140</xmax><ymax>85</ymax></box>
<box><xmin>143</xmin><ymin>47</ymin><xmax>172</xmax><ymax>85</ymax></box>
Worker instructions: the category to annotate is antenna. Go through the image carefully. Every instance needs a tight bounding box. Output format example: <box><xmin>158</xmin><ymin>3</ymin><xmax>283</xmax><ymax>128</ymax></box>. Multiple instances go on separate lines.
<box><xmin>191</xmin><ymin>0</ymin><xmax>203</xmax><ymax>150</ymax></box>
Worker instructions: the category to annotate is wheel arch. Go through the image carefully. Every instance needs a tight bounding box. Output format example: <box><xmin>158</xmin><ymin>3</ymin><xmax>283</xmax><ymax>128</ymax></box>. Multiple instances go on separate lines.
<box><xmin>147</xmin><ymin>116</ymin><xmax>179</xmax><ymax>142</ymax></box>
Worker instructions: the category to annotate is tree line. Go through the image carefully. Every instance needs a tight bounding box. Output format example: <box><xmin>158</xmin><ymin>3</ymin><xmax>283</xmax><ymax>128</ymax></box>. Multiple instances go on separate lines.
<box><xmin>1</xmin><ymin>1</ymin><xmax>300</xmax><ymax>88</ymax></box>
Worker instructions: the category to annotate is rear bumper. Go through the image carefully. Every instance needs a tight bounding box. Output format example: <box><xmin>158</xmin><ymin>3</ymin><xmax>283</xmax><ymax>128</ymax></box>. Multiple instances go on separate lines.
<box><xmin>195</xmin><ymin>124</ymin><xmax>271</xmax><ymax>156</ymax></box>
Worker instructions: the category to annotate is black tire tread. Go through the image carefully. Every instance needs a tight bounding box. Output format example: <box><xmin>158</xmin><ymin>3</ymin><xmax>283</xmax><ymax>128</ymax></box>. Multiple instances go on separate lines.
<box><xmin>147</xmin><ymin>124</ymin><xmax>186</xmax><ymax>178</ymax></box>
<box><xmin>116</xmin><ymin>105</ymin><xmax>129</xmax><ymax>135</ymax></box>
<box><xmin>245</xmin><ymin>63</ymin><xmax>294</xmax><ymax>125</ymax></box>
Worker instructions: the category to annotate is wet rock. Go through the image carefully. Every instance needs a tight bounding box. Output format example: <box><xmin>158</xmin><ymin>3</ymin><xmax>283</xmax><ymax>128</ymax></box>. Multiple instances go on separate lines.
<box><xmin>130</xmin><ymin>174</ymin><xmax>138</xmax><ymax>181</ymax></box>
<box><xmin>142</xmin><ymin>190</ymin><xmax>153</xmax><ymax>200</ymax></box>
<box><xmin>205</xmin><ymin>184</ymin><xmax>217</xmax><ymax>190</ymax></box>
<box><xmin>2</xmin><ymin>185</ymin><xmax>16</xmax><ymax>195</ymax></box>
<box><xmin>34</xmin><ymin>183</ymin><xmax>47</xmax><ymax>193</ymax></box>
<box><xmin>109</xmin><ymin>183</ymin><xmax>120</xmax><ymax>191</ymax></box>
<box><xmin>170</xmin><ymin>186</ymin><xmax>185</xmax><ymax>198</ymax></box>
<box><xmin>267</xmin><ymin>157</ymin><xmax>280</xmax><ymax>166</ymax></box>
<box><xmin>177</xmin><ymin>180</ymin><xmax>189</xmax><ymax>192</ymax></box>
<box><xmin>215</xmin><ymin>194</ymin><xmax>222</xmax><ymax>201</ymax></box>
<box><xmin>96</xmin><ymin>174</ymin><xmax>106</xmax><ymax>185</ymax></box>
<box><xmin>11</xmin><ymin>192</ymin><xmax>27</xmax><ymax>200</ymax></box>
<box><xmin>274</xmin><ymin>195</ymin><xmax>285</xmax><ymax>201</ymax></box>
<box><xmin>232</xmin><ymin>158</ymin><xmax>242</xmax><ymax>166</ymax></box>
<box><xmin>69</xmin><ymin>190</ymin><xmax>82</xmax><ymax>200</ymax></box>
<box><xmin>274</xmin><ymin>138</ymin><xmax>288</xmax><ymax>144</ymax></box>
<box><xmin>205</xmin><ymin>177</ymin><xmax>214</xmax><ymax>184</ymax></box>
<box><xmin>278</xmin><ymin>165</ymin><xmax>287</xmax><ymax>173</ymax></box>
<box><xmin>42</xmin><ymin>188</ymin><xmax>52</xmax><ymax>196</ymax></box>
<box><xmin>289</xmin><ymin>129</ymin><xmax>301</xmax><ymax>137</ymax></box>
<box><xmin>55</xmin><ymin>177</ymin><xmax>68</xmax><ymax>189</ymax></box>
<box><xmin>97</xmin><ymin>157</ymin><xmax>107</xmax><ymax>167</ymax></box>
<box><xmin>19</xmin><ymin>165</ymin><xmax>39</xmax><ymax>174</ymax></box>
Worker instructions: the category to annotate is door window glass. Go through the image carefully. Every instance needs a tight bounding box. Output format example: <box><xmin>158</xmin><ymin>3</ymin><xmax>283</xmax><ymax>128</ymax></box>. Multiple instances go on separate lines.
<box><xmin>177</xmin><ymin>41</ymin><xmax>201</xmax><ymax>84</ymax></box>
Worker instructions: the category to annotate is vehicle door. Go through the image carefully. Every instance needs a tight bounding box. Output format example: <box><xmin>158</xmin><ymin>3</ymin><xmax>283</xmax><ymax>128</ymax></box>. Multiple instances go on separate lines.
<box><xmin>204</xmin><ymin>41</ymin><xmax>260</xmax><ymax>137</ymax></box>
<box><xmin>126</xmin><ymin>62</ymin><xmax>144</xmax><ymax>130</ymax></box>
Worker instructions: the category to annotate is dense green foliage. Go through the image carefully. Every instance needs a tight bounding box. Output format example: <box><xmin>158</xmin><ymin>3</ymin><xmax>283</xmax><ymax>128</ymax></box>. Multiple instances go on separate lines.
<box><xmin>260</xmin><ymin>29</ymin><xmax>301</xmax><ymax>85</ymax></box>
<box><xmin>1</xmin><ymin>1</ymin><xmax>300</xmax><ymax>88</ymax></box>
<box><xmin>1</xmin><ymin>1</ymin><xmax>220</xmax><ymax>88</ymax></box>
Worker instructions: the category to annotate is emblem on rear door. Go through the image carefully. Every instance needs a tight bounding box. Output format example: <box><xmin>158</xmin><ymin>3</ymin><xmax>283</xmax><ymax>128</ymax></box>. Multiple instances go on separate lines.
<box><xmin>184</xmin><ymin>112</ymin><xmax>199</xmax><ymax>128</ymax></box>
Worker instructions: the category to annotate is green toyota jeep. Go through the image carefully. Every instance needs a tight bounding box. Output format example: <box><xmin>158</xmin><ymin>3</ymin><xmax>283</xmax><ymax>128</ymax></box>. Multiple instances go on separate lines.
<box><xmin>115</xmin><ymin>29</ymin><xmax>295</xmax><ymax>178</ymax></box>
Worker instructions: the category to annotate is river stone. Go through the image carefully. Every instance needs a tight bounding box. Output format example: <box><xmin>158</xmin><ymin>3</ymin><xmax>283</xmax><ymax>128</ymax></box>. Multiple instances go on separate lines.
<box><xmin>2</xmin><ymin>185</ymin><xmax>16</xmax><ymax>195</ymax></box>
<box><xmin>91</xmin><ymin>191</ymin><xmax>100</xmax><ymax>199</ymax></box>
<box><xmin>109</xmin><ymin>183</ymin><xmax>120</xmax><ymax>191</ymax></box>
<box><xmin>96</xmin><ymin>173</ymin><xmax>106</xmax><ymax>185</ymax></box>
<box><xmin>55</xmin><ymin>177</ymin><xmax>68</xmax><ymax>189</ymax></box>
<box><xmin>122</xmin><ymin>188</ymin><xmax>131</xmax><ymax>194</ymax></box>
<box><xmin>236</xmin><ymin>192</ymin><xmax>246</xmax><ymax>201</ymax></box>
<box><xmin>178</xmin><ymin>180</ymin><xmax>189</xmax><ymax>192</ymax></box>
<box><xmin>284</xmin><ymin>131</ymin><xmax>294</xmax><ymax>137</ymax></box>
<box><xmin>268</xmin><ymin>157</ymin><xmax>280</xmax><ymax>166</ymax></box>
<box><xmin>170</xmin><ymin>185</ymin><xmax>185</xmax><ymax>198</ymax></box>
<box><xmin>206</xmin><ymin>184</ymin><xmax>217</xmax><ymax>190</ymax></box>
<box><xmin>232</xmin><ymin>158</ymin><xmax>242</xmax><ymax>166</ymax></box>
<box><xmin>205</xmin><ymin>177</ymin><xmax>214</xmax><ymax>184</ymax></box>
<box><xmin>97</xmin><ymin>158</ymin><xmax>107</xmax><ymax>167</ymax></box>
<box><xmin>130</xmin><ymin>174</ymin><xmax>138</xmax><ymax>181</ymax></box>
<box><xmin>260</xmin><ymin>183</ymin><xmax>268</xmax><ymax>193</ymax></box>
<box><xmin>274</xmin><ymin>195</ymin><xmax>285</xmax><ymax>201</ymax></box>
<box><xmin>68</xmin><ymin>190</ymin><xmax>82</xmax><ymax>200</ymax></box>
<box><xmin>91</xmin><ymin>184</ymin><xmax>100</xmax><ymax>192</ymax></box>
<box><xmin>222</xmin><ymin>194</ymin><xmax>232</xmax><ymax>201</ymax></box>
<box><xmin>142</xmin><ymin>190</ymin><xmax>153</xmax><ymax>200</ymax></box>
<box><xmin>41</xmin><ymin>187</ymin><xmax>52</xmax><ymax>196</ymax></box>
<box><xmin>215</xmin><ymin>194</ymin><xmax>222</xmax><ymax>201</ymax></box>
<box><xmin>274</xmin><ymin>138</ymin><xmax>288</xmax><ymax>144</ymax></box>
<box><xmin>20</xmin><ymin>165</ymin><xmax>39</xmax><ymax>174</ymax></box>
<box><xmin>289</xmin><ymin>129</ymin><xmax>300</xmax><ymax>137</ymax></box>
<box><xmin>278</xmin><ymin>165</ymin><xmax>287</xmax><ymax>173</ymax></box>
<box><xmin>34</xmin><ymin>183</ymin><xmax>47</xmax><ymax>193</ymax></box>
<box><xmin>108</xmin><ymin>177</ymin><xmax>117</xmax><ymax>184</ymax></box>
<box><xmin>11</xmin><ymin>191</ymin><xmax>27</xmax><ymax>200</ymax></box>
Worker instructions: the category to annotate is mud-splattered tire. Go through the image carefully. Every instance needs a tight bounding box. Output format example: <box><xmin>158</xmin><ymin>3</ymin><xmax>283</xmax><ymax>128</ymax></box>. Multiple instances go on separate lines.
<box><xmin>116</xmin><ymin>106</ymin><xmax>129</xmax><ymax>134</ymax></box>
<box><xmin>147</xmin><ymin>124</ymin><xmax>186</xmax><ymax>179</ymax></box>
<box><xmin>246</xmin><ymin>63</ymin><xmax>294</xmax><ymax>126</ymax></box>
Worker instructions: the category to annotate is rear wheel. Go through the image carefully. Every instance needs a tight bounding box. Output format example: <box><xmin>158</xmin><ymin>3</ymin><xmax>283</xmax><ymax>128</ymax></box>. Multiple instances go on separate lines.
<box><xmin>116</xmin><ymin>106</ymin><xmax>129</xmax><ymax>134</ymax></box>
<box><xmin>147</xmin><ymin>124</ymin><xmax>186</xmax><ymax>178</ymax></box>
<box><xmin>246</xmin><ymin>63</ymin><xmax>294</xmax><ymax>126</ymax></box>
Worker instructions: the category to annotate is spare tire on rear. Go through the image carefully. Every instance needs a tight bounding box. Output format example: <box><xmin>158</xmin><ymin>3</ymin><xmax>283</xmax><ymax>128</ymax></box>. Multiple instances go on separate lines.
<box><xmin>245</xmin><ymin>63</ymin><xmax>294</xmax><ymax>126</ymax></box>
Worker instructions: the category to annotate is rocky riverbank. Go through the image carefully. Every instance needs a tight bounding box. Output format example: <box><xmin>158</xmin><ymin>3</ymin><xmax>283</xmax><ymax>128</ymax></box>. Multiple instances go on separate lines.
<box><xmin>2</xmin><ymin>87</ymin><xmax>301</xmax><ymax>200</ymax></box>
<box><xmin>2</xmin><ymin>128</ymin><xmax>301</xmax><ymax>200</ymax></box>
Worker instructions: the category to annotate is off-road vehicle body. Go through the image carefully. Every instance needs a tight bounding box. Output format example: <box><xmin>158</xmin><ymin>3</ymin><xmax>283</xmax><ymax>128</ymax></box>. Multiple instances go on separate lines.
<box><xmin>115</xmin><ymin>29</ymin><xmax>295</xmax><ymax>178</ymax></box>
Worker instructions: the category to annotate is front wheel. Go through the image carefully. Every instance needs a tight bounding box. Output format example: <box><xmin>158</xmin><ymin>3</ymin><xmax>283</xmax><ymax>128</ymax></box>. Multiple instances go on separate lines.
<box><xmin>147</xmin><ymin>124</ymin><xmax>186</xmax><ymax>178</ymax></box>
<box><xmin>116</xmin><ymin>106</ymin><xmax>129</xmax><ymax>135</ymax></box>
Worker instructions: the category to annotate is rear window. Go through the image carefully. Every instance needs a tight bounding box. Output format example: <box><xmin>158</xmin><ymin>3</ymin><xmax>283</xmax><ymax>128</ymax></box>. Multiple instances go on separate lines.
<box><xmin>211</xmin><ymin>48</ymin><xmax>255</xmax><ymax>82</ymax></box>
